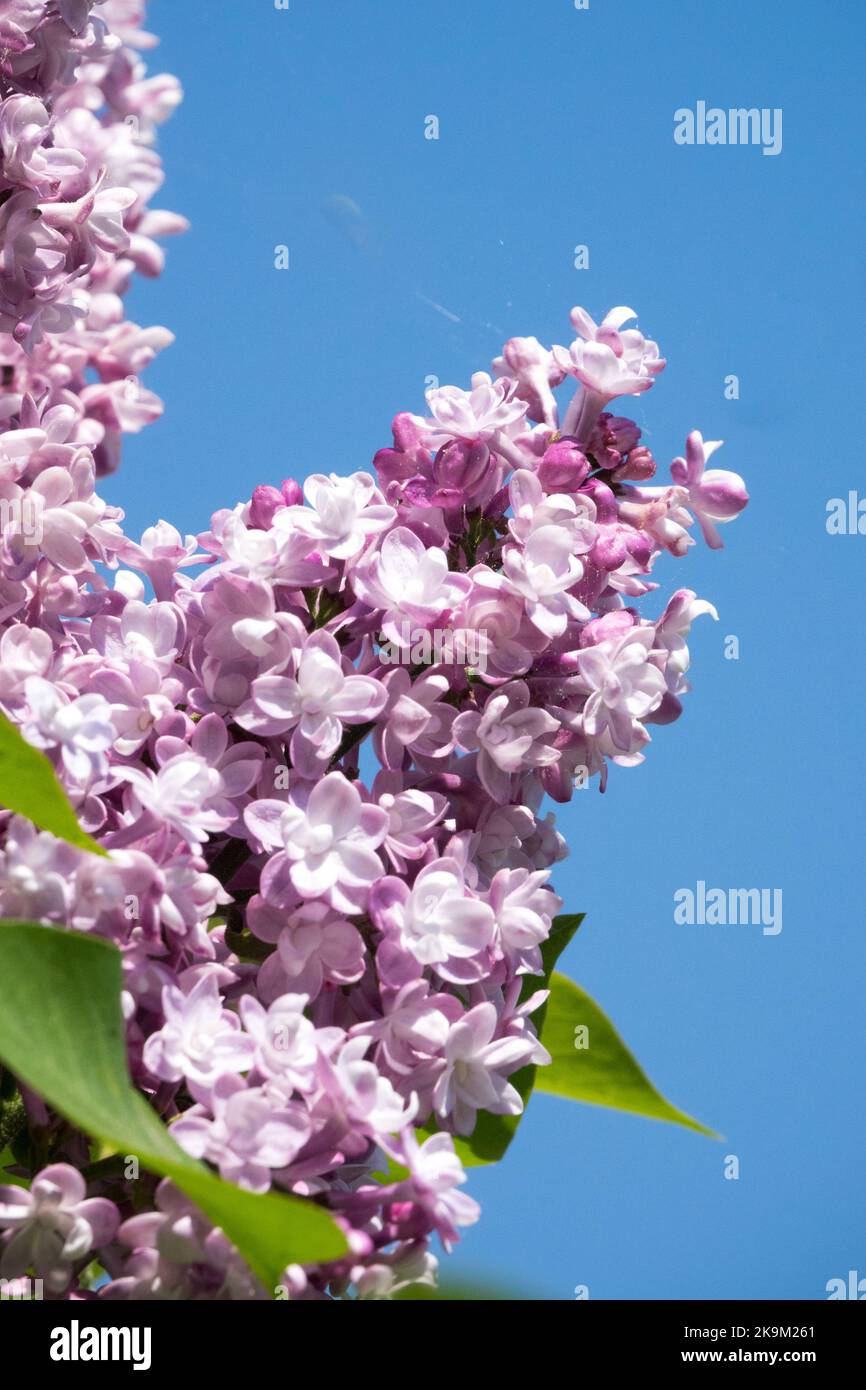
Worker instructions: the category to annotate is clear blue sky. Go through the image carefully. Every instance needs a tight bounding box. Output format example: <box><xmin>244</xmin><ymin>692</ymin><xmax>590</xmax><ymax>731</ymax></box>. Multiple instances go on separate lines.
<box><xmin>115</xmin><ymin>0</ymin><xmax>866</xmax><ymax>1299</ymax></box>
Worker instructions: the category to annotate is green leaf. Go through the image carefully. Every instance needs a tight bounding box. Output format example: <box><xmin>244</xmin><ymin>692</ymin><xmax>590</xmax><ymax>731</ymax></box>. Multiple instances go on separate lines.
<box><xmin>535</xmin><ymin>972</ymin><xmax>717</xmax><ymax>1136</ymax></box>
<box><xmin>538</xmin><ymin>912</ymin><xmax>585</xmax><ymax>981</ymax></box>
<box><xmin>417</xmin><ymin>913</ymin><xmax>714</xmax><ymax>1165</ymax></box>
<box><xmin>0</xmin><ymin>713</ymin><xmax>106</xmax><ymax>855</ymax></box>
<box><xmin>0</xmin><ymin>1088</ymin><xmax>26</xmax><ymax>1151</ymax></box>
<box><xmin>0</xmin><ymin>922</ymin><xmax>348</xmax><ymax>1286</ymax></box>
<box><xmin>0</xmin><ymin>1144</ymin><xmax>29</xmax><ymax>1189</ymax></box>
<box><xmin>419</xmin><ymin>912</ymin><xmax>585</xmax><ymax>1167</ymax></box>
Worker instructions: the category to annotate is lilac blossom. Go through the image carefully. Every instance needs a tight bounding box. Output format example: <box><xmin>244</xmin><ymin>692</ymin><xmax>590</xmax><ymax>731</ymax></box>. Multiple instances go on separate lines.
<box><xmin>453</xmin><ymin>681</ymin><xmax>560</xmax><ymax>802</ymax></box>
<box><xmin>0</xmin><ymin>1164</ymin><xmax>118</xmax><ymax>1293</ymax></box>
<box><xmin>236</xmin><ymin>629</ymin><xmax>387</xmax><ymax>771</ymax></box>
<box><xmin>245</xmin><ymin>772</ymin><xmax>388</xmax><ymax>914</ymax></box>
<box><xmin>371</xmin><ymin>858</ymin><xmax>495</xmax><ymax>983</ymax></box>
<box><xmin>669</xmin><ymin>430</ymin><xmax>749</xmax><ymax>548</ymax></box>
<box><xmin>20</xmin><ymin>676</ymin><xmax>114</xmax><ymax>782</ymax></box>
<box><xmin>431</xmin><ymin>1002</ymin><xmax>543</xmax><ymax>1136</ymax></box>
<box><xmin>352</xmin><ymin>526</ymin><xmax>472</xmax><ymax>647</ymax></box>
<box><xmin>172</xmin><ymin>1075</ymin><xmax>311</xmax><ymax>1193</ymax></box>
<box><xmin>143</xmin><ymin>973</ymin><xmax>256</xmax><ymax>1087</ymax></box>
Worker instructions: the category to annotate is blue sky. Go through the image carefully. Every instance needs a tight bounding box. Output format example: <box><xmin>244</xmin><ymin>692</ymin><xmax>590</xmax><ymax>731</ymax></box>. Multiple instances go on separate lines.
<box><xmin>117</xmin><ymin>0</ymin><xmax>866</xmax><ymax>1298</ymax></box>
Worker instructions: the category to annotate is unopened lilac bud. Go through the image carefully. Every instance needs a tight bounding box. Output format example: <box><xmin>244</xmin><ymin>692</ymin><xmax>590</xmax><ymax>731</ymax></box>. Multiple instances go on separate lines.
<box><xmin>579</xmin><ymin>609</ymin><xmax>639</xmax><ymax>647</ymax></box>
<box><xmin>403</xmin><ymin>477</ymin><xmax>437</xmax><ymax>508</ymax></box>
<box><xmin>391</xmin><ymin>411</ymin><xmax>427</xmax><ymax>453</ymax></box>
<box><xmin>249</xmin><ymin>484</ymin><xmax>284</xmax><ymax>529</ymax></box>
<box><xmin>590</xmin><ymin>531</ymin><xmax>628</xmax><ymax>570</ymax></box>
<box><xmin>611</xmin><ymin>445</ymin><xmax>656</xmax><ymax>482</ymax></box>
<box><xmin>625</xmin><ymin>528</ymin><xmax>654</xmax><ymax>568</ymax></box>
<box><xmin>579</xmin><ymin>477</ymin><xmax>618</xmax><ymax>524</ymax></box>
<box><xmin>604</xmin><ymin>414</ymin><xmax>642</xmax><ymax>453</ymax></box>
<box><xmin>433</xmin><ymin>439</ymin><xmax>490</xmax><ymax>494</ymax></box>
<box><xmin>484</xmin><ymin>484</ymin><xmax>510</xmax><ymax>520</ymax></box>
<box><xmin>280</xmin><ymin>478</ymin><xmax>303</xmax><ymax>506</ymax></box>
<box><xmin>373</xmin><ymin>447</ymin><xmax>415</xmax><ymax>487</ymax></box>
<box><xmin>538</xmin><ymin>438</ymin><xmax>590</xmax><ymax>492</ymax></box>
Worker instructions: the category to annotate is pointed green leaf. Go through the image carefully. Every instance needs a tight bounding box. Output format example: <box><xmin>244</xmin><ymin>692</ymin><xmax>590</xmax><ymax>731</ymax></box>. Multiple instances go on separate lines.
<box><xmin>0</xmin><ymin>1147</ymin><xmax>28</xmax><ymax>1190</ymax></box>
<box><xmin>536</xmin><ymin>972</ymin><xmax>717</xmax><ymax>1136</ymax></box>
<box><xmin>0</xmin><ymin>713</ymin><xmax>106</xmax><ymax>855</ymax></box>
<box><xmin>0</xmin><ymin>922</ymin><xmax>348</xmax><ymax>1286</ymax></box>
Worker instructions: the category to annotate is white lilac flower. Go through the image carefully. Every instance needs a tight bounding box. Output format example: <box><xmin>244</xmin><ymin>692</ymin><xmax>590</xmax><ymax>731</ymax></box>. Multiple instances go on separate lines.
<box><xmin>275</xmin><ymin>471</ymin><xmax>395</xmax><ymax>561</ymax></box>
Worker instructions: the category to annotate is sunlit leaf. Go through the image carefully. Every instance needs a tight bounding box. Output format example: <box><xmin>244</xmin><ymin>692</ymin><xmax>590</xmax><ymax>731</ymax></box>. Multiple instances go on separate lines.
<box><xmin>0</xmin><ymin>713</ymin><xmax>105</xmax><ymax>855</ymax></box>
<box><xmin>536</xmin><ymin>972</ymin><xmax>716</xmax><ymax>1136</ymax></box>
<box><xmin>0</xmin><ymin>922</ymin><xmax>348</xmax><ymax>1286</ymax></box>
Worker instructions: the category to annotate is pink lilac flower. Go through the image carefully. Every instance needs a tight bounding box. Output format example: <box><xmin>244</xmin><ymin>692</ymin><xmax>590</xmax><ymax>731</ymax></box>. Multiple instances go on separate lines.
<box><xmin>275</xmin><ymin>471</ymin><xmax>394</xmax><ymax>561</ymax></box>
<box><xmin>425</xmin><ymin>376</ymin><xmax>528</xmax><ymax>445</ymax></box>
<box><xmin>571</xmin><ymin>627</ymin><xmax>667</xmax><ymax>751</ymax></box>
<box><xmin>172</xmin><ymin>1075</ymin><xmax>311</xmax><ymax>1193</ymax></box>
<box><xmin>118</xmin><ymin>753</ymin><xmax>236</xmax><ymax>847</ymax></box>
<box><xmin>20</xmin><ymin>675</ymin><xmax>114</xmax><ymax>781</ymax></box>
<box><xmin>371</xmin><ymin>858</ymin><xmax>495</xmax><ymax>983</ymax></box>
<box><xmin>553</xmin><ymin>306</ymin><xmax>666</xmax><ymax>443</ymax></box>
<box><xmin>236</xmin><ymin>629</ymin><xmax>386</xmax><ymax>772</ymax></box>
<box><xmin>239</xmin><ymin>992</ymin><xmax>318</xmax><ymax>1093</ymax></box>
<box><xmin>431</xmin><ymin>1002</ymin><xmax>542</xmax><ymax>1136</ymax></box>
<box><xmin>319</xmin><ymin>1034</ymin><xmax>419</xmax><ymax>1138</ymax></box>
<box><xmin>454</xmin><ymin>681</ymin><xmax>560</xmax><ymax>802</ymax></box>
<box><xmin>252</xmin><ymin>900</ymin><xmax>366</xmax><ymax>1002</ymax></box>
<box><xmin>396</xmin><ymin>1129</ymin><xmax>481</xmax><ymax>1246</ymax></box>
<box><xmin>500</xmin><ymin>526</ymin><xmax>591</xmax><ymax>638</ymax></box>
<box><xmin>245</xmin><ymin>772</ymin><xmax>388</xmax><ymax>914</ymax></box>
<box><xmin>143</xmin><ymin>973</ymin><xmax>256</xmax><ymax>1086</ymax></box>
<box><xmin>669</xmin><ymin>430</ymin><xmax>749</xmax><ymax>548</ymax></box>
<box><xmin>353</xmin><ymin>526</ymin><xmax>472</xmax><ymax>647</ymax></box>
<box><xmin>0</xmin><ymin>815</ymin><xmax>81</xmax><ymax>921</ymax></box>
<box><xmin>0</xmin><ymin>1164</ymin><xmax>118</xmax><ymax>1293</ymax></box>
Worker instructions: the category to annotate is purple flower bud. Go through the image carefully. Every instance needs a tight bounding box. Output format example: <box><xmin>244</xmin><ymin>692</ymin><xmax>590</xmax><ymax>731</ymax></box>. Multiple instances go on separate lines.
<box><xmin>624</xmin><ymin>528</ymin><xmax>655</xmax><ymax>567</ymax></box>
<box><xmin>433</xmin><ymin>440</ymin><xmax>490</xmax><ymax>496</ymax></box>
<box><xmin>391</xmin><ymin>411</ymin><xmax>427</xmax><ymax>453</ymax></box>
<box><xmin>538</xmin><ymin>438</ymin><xmax>590</xmax><ymax>492</ymax></box>
<box><xmin>280</xmin><ymin>478</ymin><xmax>304</xmax><ymax>506</ymax></box>
<box><xmin>603</xmin><ymin>414</ymin><xmax>642</xmax><ymax>453</ymax></box>
<box><xmin>612</xmin><ymin>445</ymin><xmax>656</xmax><ymax>482</ymax></box>
<box><xmin>644</xmin><ymin>690</ymin><xmax>683</xmax><ymax>725</ymax></box>
<box><xmin>484</xmin><ymin>484</ymin><xmax>510</xmax><ymax>519</ymax></box>
<box><xmin>579</xmin><ymin>608</ymin><xmax>639</xmax><ymax>647</ymax></box>
<box><xmin>249</xmin><ymin>485</ymin><xmax>284</xmax><ymax>529</ymax></box>
<box><xmin>402</xmin><ymin>477</ymin><xmax>437</xmax><ymax>508</ymax></box>
<box><xmin>580</xmin><ymin>477</ymin><xmax>618</xmax><ymax>524</ymax></box>
<box><xmin>589</xmin><ymin>531</ymin><xmax>627</xmax><ymax>570</ymax></box>
<box><xmin>373</xmin><ymin>446</ymin><xmax>416</xmax><ymax>487</ymax></box>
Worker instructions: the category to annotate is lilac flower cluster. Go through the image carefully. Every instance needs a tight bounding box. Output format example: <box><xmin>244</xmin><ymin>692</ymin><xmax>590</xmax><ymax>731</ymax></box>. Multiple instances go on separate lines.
<box><xmin>0</xmin><ymin>0</ymin><xmax>183</xmax><ymax>492</ymax></box>
<box><xmin>0</xmin><ymin>6</ymin><xmax>748</xmax><ymax>1300</ymax></box>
